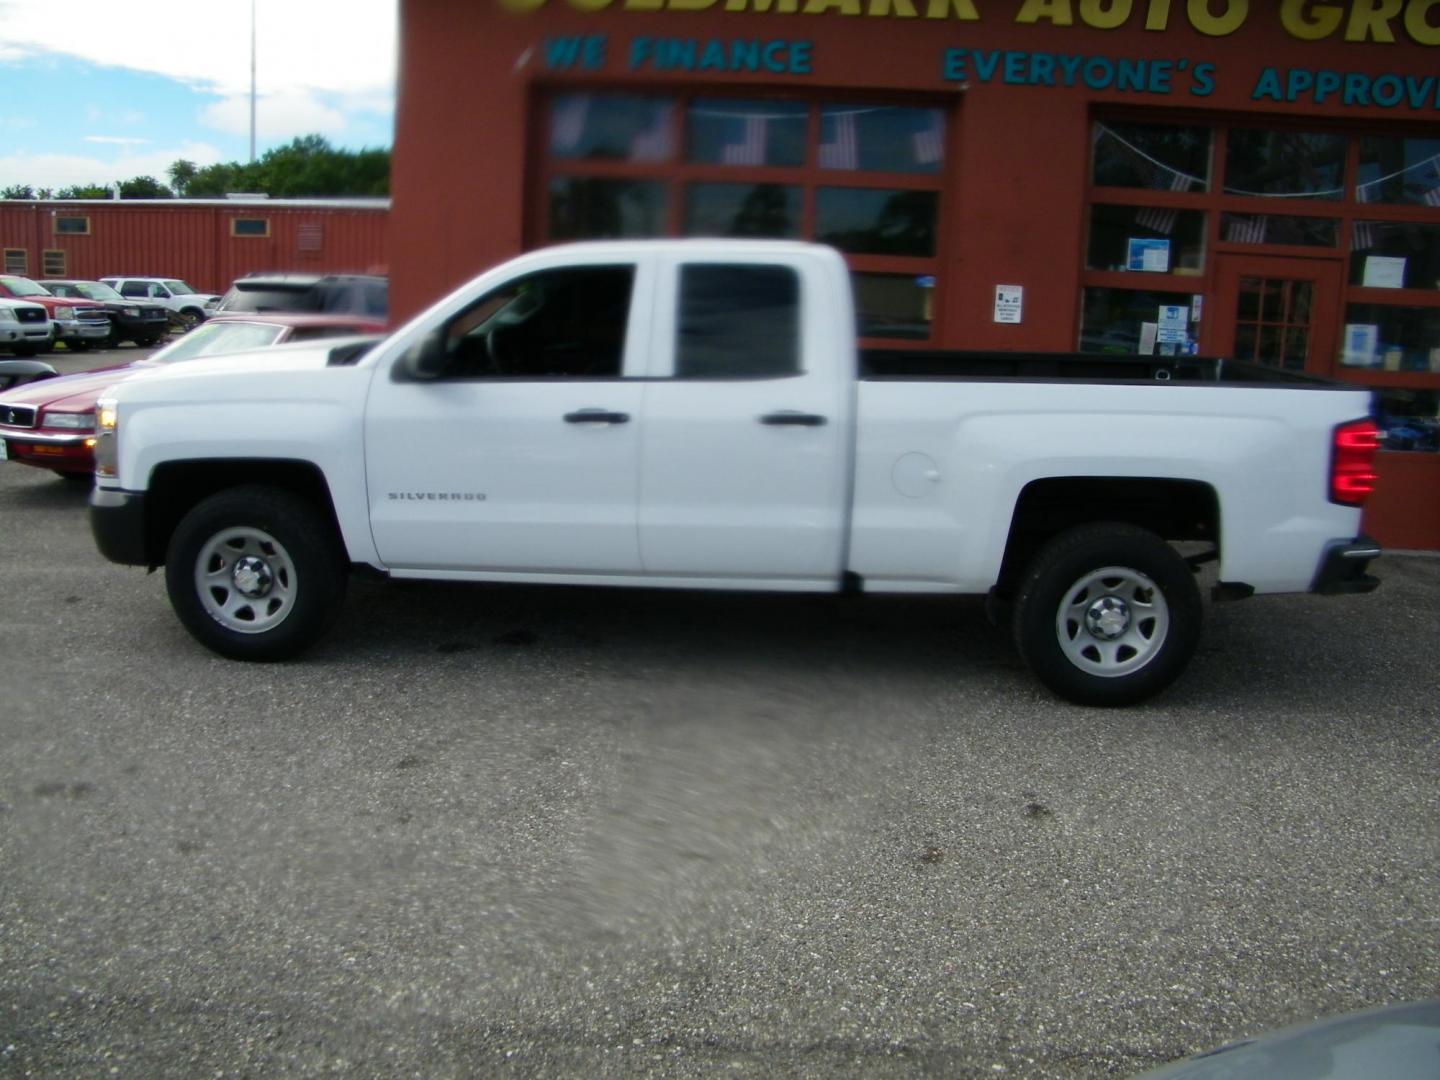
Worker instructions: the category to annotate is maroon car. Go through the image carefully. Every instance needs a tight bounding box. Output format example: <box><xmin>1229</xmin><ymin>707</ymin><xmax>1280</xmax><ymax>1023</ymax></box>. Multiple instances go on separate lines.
<box><xmin>0</xmin><ymin>313</ymin><xmax>385</xmax><ymax>483</ymax></box>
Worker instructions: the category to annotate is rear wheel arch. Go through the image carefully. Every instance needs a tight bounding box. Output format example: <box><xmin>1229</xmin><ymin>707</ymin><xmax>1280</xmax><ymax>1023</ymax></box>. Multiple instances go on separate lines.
<box><xmin>995</xmin><ymin>476</ymin><xmax>1220</xmax><ymax>597</ymax></box>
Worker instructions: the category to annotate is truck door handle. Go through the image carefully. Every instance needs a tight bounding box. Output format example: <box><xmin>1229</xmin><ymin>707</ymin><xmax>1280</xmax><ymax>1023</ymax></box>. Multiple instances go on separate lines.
<box><xmin>760</xmin><ymin>411</ymin><xmax>827</xmax><ymax>427</ymax></box>
<box><xmin>564</xmin><ymin>409</ymin><xmax>630</xmax><ymax>425</ymax></box>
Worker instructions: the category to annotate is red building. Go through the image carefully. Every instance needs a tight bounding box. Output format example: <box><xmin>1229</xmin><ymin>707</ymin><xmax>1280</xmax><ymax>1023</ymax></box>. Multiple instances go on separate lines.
<box><xmin>389</xmin><ymin>0</ymin><xmax>1440</xmax><ymax>550</ymax></box>
<box><xmin>0</xmin><ymin>197</ymin><xmax>389</xmax><ymax>296</ymax></box>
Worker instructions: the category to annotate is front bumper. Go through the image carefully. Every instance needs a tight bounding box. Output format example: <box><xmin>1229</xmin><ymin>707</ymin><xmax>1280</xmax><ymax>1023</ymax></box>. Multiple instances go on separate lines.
<box><xmin>0</xmin><ymin>428</ymin><xmax>95</xmax><ymax>473</ymax></box>
<box><xmin>56</xmin><ymin>319</ymin><xmax>112</xmax><ymax>342</ymax></box>
<box><xmin>109</xmin><ymin>314</ymin><xmax>169</xmax><ymax>338</ymax></box>
<box><xmin>1</xmin><ymin>325</ymin><xmax>52</xmax><ymax>345</ymax></box>
<box><xmin>90</xmin><ymin>486</ymin><xmax>149</xmax><ymax>565</ymax></box>
<box><xmin>1310</xmin><ymin>535</ymin><xmax>1382</xmax><ymax>595</ymax></box>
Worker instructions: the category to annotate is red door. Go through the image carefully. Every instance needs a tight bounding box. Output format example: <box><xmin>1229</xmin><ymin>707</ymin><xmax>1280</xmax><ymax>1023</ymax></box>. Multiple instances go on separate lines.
<box><xmin>1212</xmin><ymin>255</ymin><xmax>1344</xmax><ymax>376</ymax></box>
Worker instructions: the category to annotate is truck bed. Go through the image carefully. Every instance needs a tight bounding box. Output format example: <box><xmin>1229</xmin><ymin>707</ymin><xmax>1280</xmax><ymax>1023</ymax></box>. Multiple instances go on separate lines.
<box><xmin>860</xmin><ymin>350</ymin><xmax>1341</xmax><ymax>386</ymax></box>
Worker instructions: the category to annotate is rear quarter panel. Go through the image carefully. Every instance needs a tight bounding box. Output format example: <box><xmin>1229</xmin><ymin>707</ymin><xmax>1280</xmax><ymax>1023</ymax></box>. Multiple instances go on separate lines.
<box><xmin>851</xmin><ymin>380</ymin><xmax>1372</xmax><ymax>594</ymax></box>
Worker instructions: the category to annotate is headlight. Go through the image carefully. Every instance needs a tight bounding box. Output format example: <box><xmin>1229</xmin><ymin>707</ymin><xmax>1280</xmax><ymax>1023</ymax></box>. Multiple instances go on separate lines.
<box><xmin>54</xmin><ymin>305</ymin><xmax>76</xmax><ymax>320</ymax></box>
<box><xmin>0</xmin><ymin>305</ymin><xmax>14</xmax><ymax>320</ymax></box>
<box><xmin>95</xmin><ymin>396</ymin><xmax>118</xmax><ymax>478</ymax></box>
<box><xmin>42</xmin><ymin>410</ymin><xmax>96</xmax><ymax>431</ymax></box>
<box><xmin>122</xmin><ymin>307</ymin><xmax>140</xmax><ymax>318</ymax></box>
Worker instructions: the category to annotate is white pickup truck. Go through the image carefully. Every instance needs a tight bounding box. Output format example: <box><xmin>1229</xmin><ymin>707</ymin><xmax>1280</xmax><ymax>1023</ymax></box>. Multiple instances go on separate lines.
<box><xmin>89</xmin><ymin>241</ymin><xmax>1381</xmax><ymax>705</ymax></box>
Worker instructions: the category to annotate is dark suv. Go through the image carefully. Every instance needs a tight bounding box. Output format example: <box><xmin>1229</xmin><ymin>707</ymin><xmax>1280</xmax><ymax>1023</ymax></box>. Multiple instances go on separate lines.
<box><xmin>214</xmin><ymin>273</ymin><xmax>388</xmax><ymax>319</ymax></box>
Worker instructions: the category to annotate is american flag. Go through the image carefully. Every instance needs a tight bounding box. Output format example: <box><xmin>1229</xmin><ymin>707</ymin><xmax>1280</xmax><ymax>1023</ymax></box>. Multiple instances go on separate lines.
<box><xmin>1226</xmin><ymin>215</ymin><xmax>1268</xmax><ymax>244</ymax></box>
<box><xmin>911</xmin><ymin>112</ymin><xmax>944</xmax><ymax>166</ymax></box>
<box><xmin>1352</xmin><ymin>220</ymin><xmax>1376</xmax><ymax>251</ymax></box>
<box><xmin>819</xmin><ymin>111</ymin><xmax>859</xmax><ymax>170</ymax></box>
<box><xmin>550</xmin><ymin>95</ymin><xmax>590</xmax><ymax>155</ymax></box>
<box><xmin>1135</xmin><ymin>171</ymin><xmax>1192</xmax><ymax>235</ymax></box>
<box><xmin>1424</xmin><ymin>186</ymin><xmax>1440</xmax><ymax>208</ymax></box>
<box><xmin>722</xmin><ymin>115</ymin><xmax>768</xmax><ymax>166</ymax></box>
<box><xmin>629</xmin><ymin>108</ymin><xmax>675</xmax><ymax>162</ymax></box>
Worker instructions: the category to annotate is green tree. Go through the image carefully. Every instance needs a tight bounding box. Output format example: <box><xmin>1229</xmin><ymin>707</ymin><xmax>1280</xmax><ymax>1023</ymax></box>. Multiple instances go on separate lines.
<box><xmin>119</xmin><ymin>176</ymin><xmax>172</xmax><ymax>199</ymax></box>
<box><xmin>2</xmin><ymin>184</ymin><xmax>35</xmax><ymax>199</ymax></box>
<box><xmin>171</xmin><ymin>136</ymin><xmax>390</xmax><ymax>199</ymax></box>
<box><xmin>167</xmin><ymin>159</ymin><xmax>198</xmax><ymax>196</ymax></box>
<box><xmin>55</xmin><ymin>183</ymin><xmax>112</xmax><ymax>199</ymax></box>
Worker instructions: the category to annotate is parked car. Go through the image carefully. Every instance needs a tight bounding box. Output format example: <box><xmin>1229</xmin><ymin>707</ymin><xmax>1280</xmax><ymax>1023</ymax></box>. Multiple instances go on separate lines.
<box><xmin>40</xmin><ymin>280</ymin><xmax>169</xmax><ymax>348</ymax></box>
<box><xmin>99</xmin><ymin>276</ymin><xmax>220</xmax><ymax>331</ymax></box>
<box><xmin>0</xmin><ymin>298</ymin><xmax>54</xmax><ymax>356</ymax></box>
<box><xmin>0</xmin><ymin>313</ymin><xmax>385</xmax><ymax>483</ymax></box>
<box><xmin>0</xmin><ymin>275</ymin><xmax>110</xmax><ymax>352</ymax></box>
<box><xmin>214</xmin><ymin>272</ymin><xmax>388</xmax><ymax>319</ymax></box>
<box><xmin>90</xmin><ymin>240</ymin><xmax>1380</xmax><ymax>705</ymax></box>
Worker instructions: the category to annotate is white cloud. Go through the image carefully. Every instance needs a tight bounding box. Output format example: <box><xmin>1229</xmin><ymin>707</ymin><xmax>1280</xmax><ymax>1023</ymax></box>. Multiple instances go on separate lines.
<box><xmin>83</xmin><ymin>136</ymin><xmax>150</xmax><ymax>146</ymax></box>
<box><xmin>0</xmin><ymin>143</ymin><xmax>225</xmax><ymax>192</ymax></box>
<box><xmin>0</xmin><ymin>0</ymin><xmax>396</xmax><ymax>99</ymax></box>
<box><xmin>201</xmin><ymin>92</ymin><xmax>351</xmax><ymax>142</ymax></box>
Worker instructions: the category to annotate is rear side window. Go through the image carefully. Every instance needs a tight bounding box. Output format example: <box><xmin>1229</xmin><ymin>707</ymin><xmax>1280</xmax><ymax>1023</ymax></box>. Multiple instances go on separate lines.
<box><xmin>118</xmin><ymin>281</ymin><xmax>147</xmax><ymax>298</ymax></box>
<box><xmin>676</xmin><ymin>264</ymin><xmax>799</xmax><ymax>378</ymax></box>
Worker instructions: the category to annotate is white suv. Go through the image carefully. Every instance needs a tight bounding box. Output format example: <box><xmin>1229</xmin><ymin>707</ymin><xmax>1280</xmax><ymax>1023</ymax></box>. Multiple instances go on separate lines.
<box><xmin>100</xmin><ymin>277</ymin><xmax>220</xmax><ymax>331</ymax></box>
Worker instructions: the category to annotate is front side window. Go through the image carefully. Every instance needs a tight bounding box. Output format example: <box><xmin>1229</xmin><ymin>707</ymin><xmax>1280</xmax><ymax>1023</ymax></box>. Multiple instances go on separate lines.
<box><xmin>676</xmin><ymin>264</ymin><xmax>799</xmax><ymax>378</ymax></box>
<box><xmin>443</xmin><ymin>265</ymin><xmax>634</xmax><ymax>379</ymax></box>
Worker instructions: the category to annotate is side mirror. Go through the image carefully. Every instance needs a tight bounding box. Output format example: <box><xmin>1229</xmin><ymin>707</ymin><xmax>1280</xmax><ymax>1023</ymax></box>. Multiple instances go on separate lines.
<box><xmin>400</xmin><ymin>327</ymin><xmax>449</xmax><ymax>381</ymax></box>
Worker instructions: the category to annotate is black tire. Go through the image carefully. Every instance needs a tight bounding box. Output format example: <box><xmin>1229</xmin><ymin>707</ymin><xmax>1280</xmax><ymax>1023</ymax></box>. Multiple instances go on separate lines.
<box><xmin>66</xmin><ymin>339</ymin><xmax>91</xmax><ymax>352</ymax></box>
<box><xmin>177</xmin><ymin>309</ymin><xmax>203</xmax><ymax>331</ymax></box>
<box><xmin>1011</xmin><ymin>523</ymin><xmax>1201</xmax><ymax>707</ymax></box>
<box><xmin>11</xmin><ymin>344</ymin><xmax>37</xmax><ymax>357</ymax></box>
<box><xmin>164</xmin><ymin>485</ymin><xmax>348</xmax><ymax>661</ymax></box>
<box><xmin>136</xmin><ymin>335</ymin><xmax>161</xmax><ymax>347</ymax></box>
<box><xmin>55</xmin><ymin>470</ymin><xmax>94</xmax><ymax>488</ymax></box>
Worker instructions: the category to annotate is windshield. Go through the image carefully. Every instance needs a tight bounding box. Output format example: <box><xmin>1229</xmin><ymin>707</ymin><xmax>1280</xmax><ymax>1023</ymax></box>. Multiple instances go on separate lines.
<box><xmin>218</xmin><ymin>285</ymin><xmax>319</xmax><ymax>314</ymax></box>
<box><xmin>163</xmin><ymin>280</ymin><xmax>197</xmax><ymax>295</ymax></box>
<box><xmin>74</xmin><ymin>282</ymin><xmax>125</xmax><ymax>301</ymax></box>
<box><xmin>0</xmin><ymin>277</ymin><xmax>53</xmax><ymax>298</ymax></box>
<box><xmin>147</xmin><ymin>321</ymin><xmax>286</xmax><ymax>364</ymax></box>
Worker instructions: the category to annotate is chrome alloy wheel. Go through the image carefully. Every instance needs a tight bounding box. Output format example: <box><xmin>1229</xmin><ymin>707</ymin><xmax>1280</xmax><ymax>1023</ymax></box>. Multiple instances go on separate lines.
<box><xmin>1055</xmin><ymin>565</ymin><xmax>1170</xmax><ymax>678</ymax></box>
<box><xmin>194</xmin><ymin>525</ymin><xmax>297</xmax><ymax>634</ymax></box>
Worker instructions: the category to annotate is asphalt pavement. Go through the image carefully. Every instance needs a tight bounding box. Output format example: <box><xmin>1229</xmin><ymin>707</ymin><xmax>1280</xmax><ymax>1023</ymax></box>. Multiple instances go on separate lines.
<box><xmin>1</xmin><ymin>348</ymin><xmax>1437</xmax><ymax>1078</ymax></box>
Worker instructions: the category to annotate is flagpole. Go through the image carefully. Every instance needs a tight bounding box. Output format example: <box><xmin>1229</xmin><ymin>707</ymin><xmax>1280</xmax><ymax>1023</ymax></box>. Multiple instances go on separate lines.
<box><xmin>249</xmin><ymin>0</ymin><xmax>257</xmax><ymax>164</ymax></box>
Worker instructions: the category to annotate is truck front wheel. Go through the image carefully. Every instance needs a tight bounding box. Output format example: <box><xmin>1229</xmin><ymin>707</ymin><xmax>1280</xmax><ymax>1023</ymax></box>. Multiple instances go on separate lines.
<box><xmin>1011</xmin><ymin>523</ymin><xmax>1201</xmax><ymax>707</ymax></box>
<box><xmin>165</xmin><ymin>486</ymin><xmax>347</xmax><ymax>660</ymax></box>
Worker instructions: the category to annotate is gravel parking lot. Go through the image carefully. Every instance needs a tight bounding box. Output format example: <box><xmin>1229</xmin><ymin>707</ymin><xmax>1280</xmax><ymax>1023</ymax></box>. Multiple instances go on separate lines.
<box><xmin>2</xmin><ymin>350</ymin><xmax>1437</xmax><ymax>1077</ymax></box>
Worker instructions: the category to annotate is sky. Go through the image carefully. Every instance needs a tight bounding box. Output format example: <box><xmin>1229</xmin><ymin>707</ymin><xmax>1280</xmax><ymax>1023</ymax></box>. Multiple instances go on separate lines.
<box><xmin>0</xmin><ymin>0</ymin><xmax>397</xmax><ymax>194</ymax></box>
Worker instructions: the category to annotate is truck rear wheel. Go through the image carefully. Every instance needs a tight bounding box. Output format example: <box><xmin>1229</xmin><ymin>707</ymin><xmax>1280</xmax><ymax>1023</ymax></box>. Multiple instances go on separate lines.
<box><xmin>165</xmin><ymin>485</ymin><xmax>347</xmax><ymax>661</ymax></box>
<box><xmin>1011</xmin><ymin>523</ymin><xmax>1201</xmax><ymax>707</ymax></box>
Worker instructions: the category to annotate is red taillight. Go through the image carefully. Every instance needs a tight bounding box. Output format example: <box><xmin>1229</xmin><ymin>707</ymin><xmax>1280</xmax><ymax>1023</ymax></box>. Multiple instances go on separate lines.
<box><xmin>1330</xmin><ymin>418</ymin><xmax>1380</xmax><ymax>507</ymax></box>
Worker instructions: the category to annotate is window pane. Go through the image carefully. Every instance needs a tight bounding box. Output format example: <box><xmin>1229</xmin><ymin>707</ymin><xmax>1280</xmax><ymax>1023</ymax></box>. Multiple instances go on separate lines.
<box><xmin>815</xmin><ymin>188</ymin><xmax>937</xmax><ymax>256</ymax></box>
<box><xmin>1225</xmin><ymin>130</ymin><xmax>1345</xmax><ymax>200</ymax></box>
<box><xmin>232</xmin><ymin>218</ymin><xmax>268</xmax><ymax>236</ymax></box>
<box><xmin>1080</xmin><ymin>287</ymin><xmax>1198</xmax><ymax>355</ymax></box>
<box><xmin>549</xmin><ymin>93</ymin><xmax>675</xmax><ymax>162</ymax></box>
<box><xmin>1220</xmin><ymin>214</ymin><xmax>1337</xmax><ymax>247</ymax></box>
<box><xmin>1374</xmin><ymin>389</ymin><xmax>1440</xmax><ymax>453</ymax></box>
<box><xmin>684</xmin><ymin>183</ymin><xmax>801</xmax><ymax>238</ymax></box>
<box><xmin>1339</xmin><ymin>304</ymin><xmax>1440</xmax><ymax>371</ymax></box>
<box><xmin>1086</xmin><ymin>205</ymin><xmax>1206</xmax><ymax>273</ymax></box>
<box><xmin>818</xmin><ymin>105</ymin><xmax>945</xmax><ymax>174</ymax></box>
<box><xmin>677</xmin><ymin>264</ymin><xmax>799</xmax><ymax>378</ymax></box>
<box><xmin>1357</xmin><ymin>136</ymin><xmax>1440</xmax><ymax>206</ymax></box>
<box><xmin>1350</xmin><ymin>221</ymin><xmax>1440</xmax><ymax>290</ymax></box>
<box><xmin>686</xmin><ymin>99</ymin><xmax>806</xmax><ymax>167</ymax></box>
<box><xmin>854</xmin><ymin>272</ymin><xmax>933</xmax><ymax>340</ymax></box>
<box><xmin>548</xmin><ymin>178</ymin><xmax>666</xmax><ymax>241</ymax></box>
<box><xmin>54</xmin><ymin>216</ymin><xmax>89</xmax><ymax>235</ymax></box>
<box><xmin>447</xmin><ymin>266</ymin><xmax>634</xmax><ymax>378</ymax></box>
<box><xmin>1091</xmin><ymin>122</ymin><xmax>1209</xmax><ymax>192</ymax></box>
